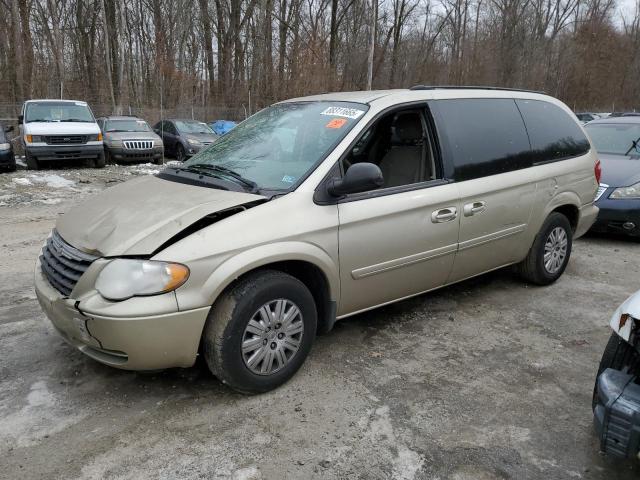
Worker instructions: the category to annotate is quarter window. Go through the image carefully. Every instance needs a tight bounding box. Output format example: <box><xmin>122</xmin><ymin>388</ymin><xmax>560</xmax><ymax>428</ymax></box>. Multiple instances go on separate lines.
<box><xmin>516</xmin><ymin>99</ymin><xmax>590</xmax><ymax>162</ymax></box>
<box><xmin>434</xmin><ymin>99</ymin><xmax>532</xmax><ymax>181</ymax></box>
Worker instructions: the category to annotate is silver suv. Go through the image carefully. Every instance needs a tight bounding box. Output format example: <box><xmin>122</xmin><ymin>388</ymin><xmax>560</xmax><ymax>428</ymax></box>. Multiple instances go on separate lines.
<box><xmin>35</xmin><ymin>88</ymin><xmax>599</xmax><ymax>393</ymax></box>
<box><xmin>97</xmin><ymin>116</ymin><xmax>164</xmax><ymax>164</ymax></box>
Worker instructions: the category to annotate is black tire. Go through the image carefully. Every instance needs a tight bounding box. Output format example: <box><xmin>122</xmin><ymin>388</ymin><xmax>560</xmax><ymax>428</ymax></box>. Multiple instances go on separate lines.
<box><xmin>202</xmin><ymin>270</ymin><xmax>317</xmax><ymax>394</ymax></box>
<box><xmin>25</xmin><ymin>152</ymin><xmax>39</xmax><ymax>170</ymax></box>
<box><xmin>104</xmin><ymin>149</ymin><xmax>113</xmax><ymax>165</ymax></box>
<box><xmin>94</xmin><ymin>152</ymin><xmax>106</xmax><ymax>168</ymax></box>
<box><xmin>592</xmin><ymin>333</ymin><xmax>632</xmax><ymax>410</ymax></box>
<box><xmin>153</xmin><ymin>155</ymin><xmax>164</xmax><ymax>165</ymax></box>
<box><xmin>516</xmin><ymin>212</ymin><xmax>573</xmax><ymax>285</ymax></box>
<box><xmin>175</xmin><ymin>144</ymin><xmax>186</xmax><ymax>162</ymax></box>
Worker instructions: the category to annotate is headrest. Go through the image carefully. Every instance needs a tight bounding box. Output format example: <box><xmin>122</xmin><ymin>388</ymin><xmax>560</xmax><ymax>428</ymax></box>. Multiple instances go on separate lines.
<box><xmin>393</xmin><ymin>113</ymin><xmax>423</xmax><ymax>143</ymax></box>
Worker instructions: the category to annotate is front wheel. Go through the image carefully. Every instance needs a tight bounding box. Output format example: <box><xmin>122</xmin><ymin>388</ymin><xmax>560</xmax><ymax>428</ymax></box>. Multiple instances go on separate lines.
<box><xmin>175</xmin><ymin>144</ymin><xmax>186</xmax><ymax>162</ymax></box>
<box><xmin>516</xmin><ymin>212</ymin><xmax>572</xmax><ymax>285</ymax></box>
<box><xmin>202</xmin><ymin>270</ymin><xmax>317</xmax><ymax>394</ymax></box>
<box><xmin>25</xmin><ymin>152</ymin><xmax>40</xmax><ymax>170</ymax></box>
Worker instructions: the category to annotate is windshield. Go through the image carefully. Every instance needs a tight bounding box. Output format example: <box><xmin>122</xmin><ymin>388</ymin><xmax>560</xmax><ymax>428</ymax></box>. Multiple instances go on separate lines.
<box><xmin>585</xmin><ymin>123</ymin><xmax>640</xmax><ymax>156</ymax></box>
<box><xmin>25</xmin><ymin>101</ymin><xmax>94</xmax><ymax>123</ymax></box>
<box><xmin>175</xmin><ymin>121</ymin><xmax>214</xmax><ymax>134</ymax></box>
<box><xmin>105</xmin><ymin>119</ymin><xmax>151</xmax><ymax>132</ymax></box>
<box><xmin>182</xmin><ymin>101</ymin><xmax>368</xmax><ymax>190</ymax></box>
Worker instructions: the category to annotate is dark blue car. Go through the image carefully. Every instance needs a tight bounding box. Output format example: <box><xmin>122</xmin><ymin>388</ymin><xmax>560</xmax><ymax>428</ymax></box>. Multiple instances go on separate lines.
<box><xmin>585</xmin><ymin>117</ymin><xmax>640</xmax><ymax>237</ymax></box>
<box><xmin>0</xmin><ymin>124</ymin><xmax>16</xmax><ymax>172</ymax></box>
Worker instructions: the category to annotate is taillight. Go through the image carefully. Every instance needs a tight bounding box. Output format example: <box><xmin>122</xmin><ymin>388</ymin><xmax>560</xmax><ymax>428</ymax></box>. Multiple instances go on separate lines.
<box><xmin>595</xmin><ymin>159</ymin><xmax>601</xmax><ymax>184</ymax></box>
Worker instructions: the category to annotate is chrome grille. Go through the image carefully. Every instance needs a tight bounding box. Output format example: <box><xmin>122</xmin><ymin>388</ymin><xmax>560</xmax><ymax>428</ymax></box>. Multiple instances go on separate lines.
<box><xmin>45</xmin><ymin>135</ymin><xmax>87</xmax><ymax>145</ymax></box>
<box><xmin>595</xmin><ymin>183</ymin><xmax>609</xmax><ymax>201</ymax></box>
<box><xmin>123</xmin><ymin>140</ymin><xmax>153</xmax><ymax>150</ymax></box>
<box><xmin>40</xmin><ymin>230</ymin><xmax>98</xmax><ymax>296</ymax></box>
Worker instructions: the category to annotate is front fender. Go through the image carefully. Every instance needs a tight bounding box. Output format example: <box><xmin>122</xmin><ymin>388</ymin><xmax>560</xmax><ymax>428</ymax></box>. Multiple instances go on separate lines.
<box><xmin>175</xmin><ymin>241</ymin><xmax>340</xmax><ymax>311</ymax></box>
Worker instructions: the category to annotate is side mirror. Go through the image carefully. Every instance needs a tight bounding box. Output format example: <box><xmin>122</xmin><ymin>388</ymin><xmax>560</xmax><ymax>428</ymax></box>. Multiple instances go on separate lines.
<box><xmin>5</xmin><ymin>125</ymin><xmax>14</xmax><ymax>132</ymax></box>
<box><xmin>328</xmin><ymin>162</ymin><xmax>384</xmax><ymax>196</ymax></box>
<box><xmin>17</xmin><ymin>115</ymin><xmax>23</xmax><ymax>124</ymax></box>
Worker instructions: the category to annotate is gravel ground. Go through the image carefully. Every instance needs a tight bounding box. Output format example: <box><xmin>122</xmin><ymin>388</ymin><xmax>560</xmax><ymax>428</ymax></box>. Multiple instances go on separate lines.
<box><xmin>0</xmin><ymin>163</ymin><xmax>639</xmax><ymax>479</ymax></box>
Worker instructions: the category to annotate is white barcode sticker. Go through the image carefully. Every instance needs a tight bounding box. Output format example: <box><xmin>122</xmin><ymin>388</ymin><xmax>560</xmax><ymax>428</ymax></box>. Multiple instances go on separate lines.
<box><xmin>320</xmin><ymin>107</ymin><xmax>365</xmax><ymax>119</ymax></box>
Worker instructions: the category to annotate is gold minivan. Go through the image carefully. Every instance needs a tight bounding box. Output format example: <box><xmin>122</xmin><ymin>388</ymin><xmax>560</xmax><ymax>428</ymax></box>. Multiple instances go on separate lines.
<box><xmin>35</xmin><ymin>88</ymin><xmax>600</xmax><ymax>393</ymax></box>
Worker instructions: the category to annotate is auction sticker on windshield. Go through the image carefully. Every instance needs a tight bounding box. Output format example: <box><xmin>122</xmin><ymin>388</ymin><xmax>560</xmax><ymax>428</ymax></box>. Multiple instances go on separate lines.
<box><xmin>320</xmin><ymin>107</ymin><xmax>365</xmax><ymax>119</ymax></box>
<box><xmin>326</xmin><ymin>118</ymin><xmax>348</xmax><ymax>129</ymax></box>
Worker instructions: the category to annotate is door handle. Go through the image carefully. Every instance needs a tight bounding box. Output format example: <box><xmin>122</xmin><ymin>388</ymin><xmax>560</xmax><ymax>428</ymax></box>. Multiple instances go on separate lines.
<box><xmin>463</xmin><ymin>201</ymin><xmax>486</xmax><ymax>217</ymax></box>
<box><xmin>431</xmin><ymin>207</ymin><xmax>458</xmax><ymax>223</ymax></box>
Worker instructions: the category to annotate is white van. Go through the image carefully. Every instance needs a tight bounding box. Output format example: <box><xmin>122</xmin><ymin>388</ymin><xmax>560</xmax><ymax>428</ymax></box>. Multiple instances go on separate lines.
<box><xmin>20</xmin><ymin>99</ymin><xmax>105</xmax><ymax>169</ymax></box>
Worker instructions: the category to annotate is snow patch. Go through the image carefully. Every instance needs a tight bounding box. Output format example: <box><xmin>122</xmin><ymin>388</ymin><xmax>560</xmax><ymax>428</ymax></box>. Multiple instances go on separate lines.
<box><xmin>29</xmin><ymin>174</ymin><xmax>75</xmax><ymax>188</ymax></box>
<box><xmin>0</xmin><ymin>380</ymin><xmax>87</xmax><ymax>448</ymax></box>
<box><xmin>12</xmin><ymin>177</ymin><xmax>32</xmax><ymax>186</ymax></box>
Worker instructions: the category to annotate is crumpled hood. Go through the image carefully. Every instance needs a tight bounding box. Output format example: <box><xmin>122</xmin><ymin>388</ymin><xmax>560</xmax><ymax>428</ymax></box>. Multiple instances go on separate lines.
<box><xmin>56</xmin><ymin>175</ymin><xmax>264</xmax><ymax>256</ymax></box>
<box><xmin>599</xmin><ymin>154</ymin><xmax>640</xmax><ymax>187</ymax></box>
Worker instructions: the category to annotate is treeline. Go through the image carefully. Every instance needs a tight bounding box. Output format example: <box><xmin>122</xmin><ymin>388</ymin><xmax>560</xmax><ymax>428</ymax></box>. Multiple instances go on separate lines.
<box><xmin>1</xmin><ymin>0</ymin><xmax>639</xmax><ymax>119</ymax></box>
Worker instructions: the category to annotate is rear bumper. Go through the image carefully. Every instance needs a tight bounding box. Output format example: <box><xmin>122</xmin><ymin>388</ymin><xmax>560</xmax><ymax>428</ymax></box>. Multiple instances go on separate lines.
<box><xmin>108</xmin><ymin>145</ymin><xmax>163</xmax><ymax>162</ymax></box>
<box><xmin>591</xmin><ymin>197</ymin><xmax>640</xmax><ymax>237</ymax></box>
<box><xmin>26</xmin><ymin>143</ymin><xmax>103</xmax><ymax>161</ymax></box>
<box><xmin>594</xmin><ymin>368</ymin><xmax>640</xmax><ymax>459</ymax></box>
<box><xmin>575</xmin><ymin>203</ymin><xmax>599</xmax><ymax>238</ymax></box>
<box><xmin>35</xmin><ymin>260</ymin><xmax>210</xmax><ymax>370</ymax></box>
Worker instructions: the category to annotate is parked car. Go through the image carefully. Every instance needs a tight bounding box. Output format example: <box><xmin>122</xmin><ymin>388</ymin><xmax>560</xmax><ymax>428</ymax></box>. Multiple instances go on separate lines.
<box><xmin>593</xmin><ymin>289</ymin><xmax>640</xmax><ymax>460</ymax></box>
<box><xmin>153</xmin><ymin>119</ymin><xmax>218</xmax><ymax>161</ymax></box>
<box><xmin>209</xmin><ymin>119</ymin><xmax>237</xmax><ymax>135</ymax></box>
<box><xmin>576</xmin><ymin>112</ymin><xmax>600</xmax><ymax>124</ymax></box>
<box><xmin>19</xmin><ymin>99</ymin><xmax>104</xmax><ymax>169</ymax></box>
<box><xmin>585</xmin><ymin>116</ymin><xmax>640</xmax><ymax>237</ymax></box>
<box><xmin>0</xmin><ymin>123</ymin><xmax>16</xmax><ymax>172</ymax></box>
<box><xmin>35</xmin><ymin>87</ymin><xmax>599</xmax><ymax>394</ymax></box>
<box><xmin>97</xmin><ymin>116</ymin><xmax>163</xmax><ymax>164</ymax></box>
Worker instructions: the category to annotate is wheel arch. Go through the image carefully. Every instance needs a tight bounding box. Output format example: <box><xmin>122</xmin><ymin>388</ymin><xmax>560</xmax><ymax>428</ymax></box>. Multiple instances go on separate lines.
<box><xmin>541</xmin><ymin>191</ymin><xmax>582</xmax><ymax>233</ymax></box>
<box><xmin>200</xmin><ymin>242</ymin><xmax>340</xmax><ymax>335</ymax></box>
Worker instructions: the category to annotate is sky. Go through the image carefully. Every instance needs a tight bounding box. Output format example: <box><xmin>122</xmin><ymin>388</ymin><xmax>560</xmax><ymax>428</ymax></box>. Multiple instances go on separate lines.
<box><xmin>616</xmin><ymin>0</ymin><xmax>637</xmax><ymax>26</ymax></box>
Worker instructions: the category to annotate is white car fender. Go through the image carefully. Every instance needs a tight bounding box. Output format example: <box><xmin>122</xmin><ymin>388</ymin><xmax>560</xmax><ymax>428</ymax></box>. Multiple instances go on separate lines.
<box><xmin>610</xmin><ymin>290</ymin><xmax>640</xmax><ymax>342</ymax></box>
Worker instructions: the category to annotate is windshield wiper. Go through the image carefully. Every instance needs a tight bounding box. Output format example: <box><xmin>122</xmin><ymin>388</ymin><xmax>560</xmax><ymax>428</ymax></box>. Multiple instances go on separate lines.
<box><xmin>61</xmin><ymin>119</ymin><xmax>92</xmax><ymax>122</ymax></box>
<box><xmin>27</xmin><ymin>119</ymin><xmax>53</xmax><ymax>123</ymax></box>
<box><xmin>171</xmin><ymin>163</ymin><xmax>260</xmax><ymax>193</ymax></box>
<box><xmin>185</xmin><ymin>164</ymin><xmax>259</xmax><ymax>193</ymax></box>
<box><xmin>624</xmin><ymin>136</ymin><xmax>640</xmax><ymax>156</ymax></box>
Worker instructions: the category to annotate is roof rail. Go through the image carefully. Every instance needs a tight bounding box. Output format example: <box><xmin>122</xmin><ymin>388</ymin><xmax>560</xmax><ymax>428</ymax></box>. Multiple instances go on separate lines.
<box><xmin>409</xmin><ymin>85</ymin><xmax>545</xmax><ymax>94</ymax></box>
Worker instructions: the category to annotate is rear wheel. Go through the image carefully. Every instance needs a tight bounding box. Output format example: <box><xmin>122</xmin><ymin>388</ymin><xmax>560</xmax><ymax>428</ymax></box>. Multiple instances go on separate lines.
<box><xmin>516</xmin><ymin>212</ymin><xmax>572</xmax><ymax>285</ymax></box>
<box><xmin>25</xmin><ymin>152</ymin><xmax>39</xmax><ymax>170</ymax></box>
<box><xmin>202</xmin><ymin>270</ymin><xmax>317</xmax><ymax>394</ymax></box>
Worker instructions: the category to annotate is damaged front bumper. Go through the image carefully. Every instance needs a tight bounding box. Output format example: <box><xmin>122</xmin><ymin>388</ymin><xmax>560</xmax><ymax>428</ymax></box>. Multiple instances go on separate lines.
<box><xmin>594</xmin><ymin>367</ymin><xmax>640</xmax><ymax>459</ymax></box>
<box><xmin>34</xmin><ymin>259</ymin><xmax>210</xmax><ymax>370</ymax></box>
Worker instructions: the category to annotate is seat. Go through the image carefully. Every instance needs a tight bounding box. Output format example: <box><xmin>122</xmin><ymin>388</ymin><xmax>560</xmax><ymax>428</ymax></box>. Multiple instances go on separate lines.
<box><xmin>378</xmin><ymin>113</ymin><xmax>425</xmax><ymax>188</ymax></box>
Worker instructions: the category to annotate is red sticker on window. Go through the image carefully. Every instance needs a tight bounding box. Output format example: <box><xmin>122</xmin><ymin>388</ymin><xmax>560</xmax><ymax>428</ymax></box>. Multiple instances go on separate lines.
<box><xmin>325</xmin><ymin>118</ymin><xmax>348</xmax><ymax>129</ymax></box>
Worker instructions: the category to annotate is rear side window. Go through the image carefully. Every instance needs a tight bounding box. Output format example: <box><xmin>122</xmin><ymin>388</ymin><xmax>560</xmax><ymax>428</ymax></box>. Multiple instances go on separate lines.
<box><xmin>516</xmin><ymin>100</ymin><xmax>590</xmax><ymax>162</ymax></box>
<box><xmin>434</xmin><ymin>98</ymin><xmax>532</xmax><ymax>181</ymax></box>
